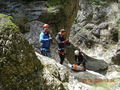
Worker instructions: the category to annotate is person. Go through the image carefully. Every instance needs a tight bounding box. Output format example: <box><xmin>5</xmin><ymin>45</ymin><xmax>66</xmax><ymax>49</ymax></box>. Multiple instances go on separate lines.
<box><xmin>39</xmin><ymin>24</ymin><xmax>52</xmax><ymax>57</ymax></box>
<box><xmin>74</xmin><ymin>50</ymin><xmax>86</xmax><ymax>71</ymax></box>
<box><xmin>56</xmin><ymin>29</ymin><xmax>69</xmax><ymax>64</ymax></box>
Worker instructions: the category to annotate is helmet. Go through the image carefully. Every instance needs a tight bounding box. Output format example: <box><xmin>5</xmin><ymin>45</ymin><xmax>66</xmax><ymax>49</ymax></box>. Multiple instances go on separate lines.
<box><xmin>43</xmin><ymin>24</ymin><xmax>49</xmax><ymax>28</ymax></box>
<box><xmin>60</xmin><ymin>29</ymin><xmax>65</xmax><ymax>32</ymax></box>
<box><xmin>74</xmin><ymin>50</ymin><xmax>79</xmax><ymax>55</ymax></box>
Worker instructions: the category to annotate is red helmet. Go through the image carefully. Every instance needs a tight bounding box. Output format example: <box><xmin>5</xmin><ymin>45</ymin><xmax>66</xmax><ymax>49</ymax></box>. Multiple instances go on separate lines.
<box><xmin>43</xmin><ymin>24</ymin><xmax>49</xmax><ymax>28</ymax></box>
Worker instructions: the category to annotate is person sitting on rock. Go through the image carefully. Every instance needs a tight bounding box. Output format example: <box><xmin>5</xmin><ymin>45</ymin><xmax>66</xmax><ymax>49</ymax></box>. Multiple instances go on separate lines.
<box><xmin>56</xmin><ymin>29</ymin><xmax>69</xmax><ymax>64</ymax></box>
<box><xmin>39</xmin><ymin>24</ymin><xmax>53</xmax><ymax>57</ymax></box>
<box><xmin>74</xmin><ymin>50</ymin><xmax>86</xmax><ymax>71</ymax></box>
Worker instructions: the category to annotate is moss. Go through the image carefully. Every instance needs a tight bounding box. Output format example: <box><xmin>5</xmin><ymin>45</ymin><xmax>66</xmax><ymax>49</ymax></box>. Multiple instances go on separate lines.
<box><xmin>0</xmin><ymin>14</ymin><xmax>19</xmax><ymax>32</ymax></box>
<box><xmin>0</xmin><ymin>21</ymin><xmax>19</xmax><ymax>32</ymax></box>
<box><xmin>0</xmin><ymin>14</ymin><xmax>44</xmax><ymax>90</ymax></box>
<box><xmin>0</xmin><ymin>13</ymin><xmax>13</xmax><ymax>21</ymax></box>
<box><xmin>118</xmin><ymin>24</ymin><xmax>120</xmax><ymax>32</ymax></box>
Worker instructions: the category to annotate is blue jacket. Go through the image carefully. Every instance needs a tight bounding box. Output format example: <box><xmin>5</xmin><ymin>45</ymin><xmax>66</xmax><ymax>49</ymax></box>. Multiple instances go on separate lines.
<box><xmin>39</xmin><ymin>32</ymin><xmax>52</xmax><ymax>48</ymax></box>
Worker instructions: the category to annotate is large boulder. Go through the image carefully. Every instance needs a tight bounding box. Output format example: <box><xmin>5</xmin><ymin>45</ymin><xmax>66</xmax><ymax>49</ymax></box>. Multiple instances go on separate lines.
<box><xmin>0</xmin><ymin>14</ymin><xmax>44</xmax><ymax>90</ymax></box>
<box><xmin>36</xmin><ymin>52</ymin><xmax>69</xmax><ymax>90</ymax></box>
<box><xmin>35</xmin><ymin>52</ymin><xmax>109</xmax><ymax>90</ymax></box>
<box><xmin>85</xmin><ymin>56</ymin><xmax>108</xmax><ymax>71</ymax></box>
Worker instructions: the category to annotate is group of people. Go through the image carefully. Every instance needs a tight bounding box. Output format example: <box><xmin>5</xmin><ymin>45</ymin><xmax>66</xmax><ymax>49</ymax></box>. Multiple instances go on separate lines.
<box><xmin>39</xmin><ymin>24</ymin><xmax>86</xmax><ymax>71</ymax></box>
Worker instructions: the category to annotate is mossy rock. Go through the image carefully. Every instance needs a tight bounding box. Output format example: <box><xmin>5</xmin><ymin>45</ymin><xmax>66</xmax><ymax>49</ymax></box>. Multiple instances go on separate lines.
<box><xmin>0</xmin><ymin>14</ymin><xmax>18</xmax><ymax>32</ymax></box>
<box><xmin>0</xmin><ymin>22</ymin><xmax>19</xmax><ymax>33</ymax></box>
<box><xmin>0</xmin><ymin>14</ymin><xmax>13</xmax><ymax>21</ymax></box>
<box><xmin>0</xmin><ymin>14</ymin><xmax>44</xmax><ymax>90</ymax></box>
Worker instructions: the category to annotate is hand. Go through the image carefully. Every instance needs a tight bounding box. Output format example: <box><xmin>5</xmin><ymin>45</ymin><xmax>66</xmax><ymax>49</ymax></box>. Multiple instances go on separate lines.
<box><xmin>62</xmin><ymin>39</ymin><xmax>69</xmax><ymax>43</ymax></box>
<box><xmin>66</xmin><ymin>39</ymin><xmax>69</xmax><ymax>42</ymax></box>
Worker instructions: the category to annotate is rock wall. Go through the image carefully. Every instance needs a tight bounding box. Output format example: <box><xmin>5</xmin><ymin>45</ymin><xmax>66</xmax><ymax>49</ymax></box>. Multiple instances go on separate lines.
<box><xmin>0</xmin><ymin>0</ymin><xmax>79</xmax><ymax>35</ymax></box>
<box><xmin>70</xmin><ymin>0</ymin><xmax>120</xmax><ymax>64</ymax></box>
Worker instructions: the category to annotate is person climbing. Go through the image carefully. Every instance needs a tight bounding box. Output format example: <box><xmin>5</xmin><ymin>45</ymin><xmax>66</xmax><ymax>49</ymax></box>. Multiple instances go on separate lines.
<box><xmin>74</xmin><ymin>49</ymin><xmax>86</xmax><ymax>71</ymax></box>
<box><xmin>56</xmin><ymin>29</ymin><xmax>69</xmax><ymax>64</ymax></box>
<box><xmin>39</xmin><ymin>24</ymin><xmax>52</xmax><ymax>57</ymax></box>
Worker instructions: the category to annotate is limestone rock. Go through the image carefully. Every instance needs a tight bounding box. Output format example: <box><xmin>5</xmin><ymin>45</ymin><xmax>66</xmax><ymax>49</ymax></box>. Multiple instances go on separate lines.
<box><xmin>0</xmin><ymin>14</ymin><xmax>44</xmax><ymax>90</ymax></box>
<box><xmin>35</xmin><ymin>52</ymin><xmax>108</xmax><ymax>90</ymax></box>
<box><xmin>70</xmin><ymin>0</ymin><xmax>120</xmax><ymax>65</ymax></box>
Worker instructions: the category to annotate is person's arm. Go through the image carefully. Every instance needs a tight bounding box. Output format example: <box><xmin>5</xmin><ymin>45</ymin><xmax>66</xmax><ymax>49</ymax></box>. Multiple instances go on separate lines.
<box><xmin>56</xmin><ymin>34</ymin><xmax>62</xmax><ymax>43</ymax></box>
<box><xmin>49</xmin><ymin>34</ymin><xmax>55</xmax><ymax>43</ymax></box>
<box><xmin>49</xmin><ymin>34</ymin><xmax>52</xmax><ymax>40</ymax></box>
<box><xmin>80</xmin><ymin>52</ymin><xmax>86</xmax><ymax>64</ymax></box>
<box><xmin>81</xmin><ymin>52</ymin><xmax>84</xmax><ymax>56</ymax></box>
<box><xmin>62</xmin><ymin>39</ymin><xmax>69</xmax><ymax>44</ymax></box>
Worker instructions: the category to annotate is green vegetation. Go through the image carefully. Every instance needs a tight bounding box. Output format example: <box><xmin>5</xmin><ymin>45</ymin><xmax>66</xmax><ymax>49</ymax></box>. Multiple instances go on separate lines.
<box><xmin>0</xmin><ymin>21</ymin><xmax>19</xmax><ymax>32</ymax></box>
<box><xmin>48</xmin><ymin>0</ymin><xmax>69</xmax><ymax>7</ymax></box>
<box><xmin>0</xmin><ymin>14</ymin><xmax>13</xmax><ymax>21</ymax></box>
<box><xmin>46</xmin><ymin>6</ymin><xmax>59</xmax><ymax>13</ymax></box>
<box><xmin>0</xmin><ymin>14</ymin><xmax>19</xmax><ymax>32</ymax></box>
<box><xmin>47</xmin><ymin>0</ymin><xmax>69</xmax><ymax>13</ymax></box>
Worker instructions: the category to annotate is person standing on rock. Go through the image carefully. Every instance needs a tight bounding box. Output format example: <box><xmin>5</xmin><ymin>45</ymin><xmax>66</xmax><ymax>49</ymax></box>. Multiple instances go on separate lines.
<box><xmin>56</xmin><ymin>29</ymin><xmax>69</xmax><ymax>64</ymax></box>
<box><xmin>39</xmin><ymin>24</ymin><xmax>53</xmax><ymax>57</ymax></box>
<box><xmin>74</xmin><ymin>50</ymin><xmax>86</xmax><ymax>71</ymax></box>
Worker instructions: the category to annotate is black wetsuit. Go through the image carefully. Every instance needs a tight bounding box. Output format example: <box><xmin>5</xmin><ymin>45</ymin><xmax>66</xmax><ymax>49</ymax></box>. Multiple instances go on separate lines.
<box><xmin>56</xmin><ymin>33</ymin><xmax>66</xmax><ymax>64</ymax></box>
<box><xmin>75</xmin><ymin>52</ymin><xmax>86</xmax><ymax>69</ymax></box>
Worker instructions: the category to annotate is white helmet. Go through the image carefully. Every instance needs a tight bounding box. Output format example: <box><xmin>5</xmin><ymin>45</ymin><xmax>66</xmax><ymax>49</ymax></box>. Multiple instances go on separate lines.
<box><xmin>74</xmin><ymin>50</ymin><xmax>80</xmax><ymax>55</ymax></box>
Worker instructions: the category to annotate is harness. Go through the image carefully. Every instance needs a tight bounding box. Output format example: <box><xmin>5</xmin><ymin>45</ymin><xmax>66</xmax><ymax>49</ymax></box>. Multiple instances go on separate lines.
<box><xmin>58</xmin><ymin>48</ymin><xmax>65</xmax><ymax>55</ymax></box>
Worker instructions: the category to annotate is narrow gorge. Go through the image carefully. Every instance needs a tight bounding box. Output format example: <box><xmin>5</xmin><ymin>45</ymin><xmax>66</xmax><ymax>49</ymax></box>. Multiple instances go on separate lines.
<box><xmin>0</xmin><ymin>0</ymin><xmax>120</xmax><ymax>90</ymax></box>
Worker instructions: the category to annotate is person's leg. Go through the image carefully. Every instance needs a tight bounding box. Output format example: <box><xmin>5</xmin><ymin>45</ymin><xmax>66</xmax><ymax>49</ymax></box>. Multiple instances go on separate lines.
<box><xmin>46</xmin><ymin>51</ymin><xmax>52</xmax><ymax>58</ymax></box>
<box><xmin>83</xmin><ymin>62</ymin><xmax>86</xmax><ymax>71</ymax></box>
<box><xmin>59</xmin><ymin>53</ymin><xmax>65</xmax><ymax>64</ymax></box>
<box><xmin>41</xmin><ymin>50</ymin><xmax>47</xmax><ymax>56</ymax></box>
